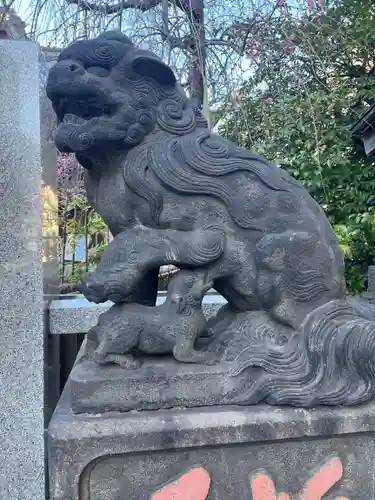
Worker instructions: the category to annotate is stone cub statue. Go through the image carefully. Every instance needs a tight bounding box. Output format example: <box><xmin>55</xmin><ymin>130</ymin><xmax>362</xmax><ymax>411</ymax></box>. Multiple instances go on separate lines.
<box><xmin>84</xmin><ymin>269</ymin><xmax>215</xmax><ymax>369</ymax></box>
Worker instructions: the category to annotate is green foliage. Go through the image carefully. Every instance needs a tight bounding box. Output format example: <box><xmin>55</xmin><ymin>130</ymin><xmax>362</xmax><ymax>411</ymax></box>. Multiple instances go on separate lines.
<box><xmin>220</xmin><ymin>0</ymin><xmax>375</xmax><ymax>293</ymax></box>
<box><xmin>60</xmin><ymin>194</ymin><xmax>109</xmax><ymax>286</ymax></box>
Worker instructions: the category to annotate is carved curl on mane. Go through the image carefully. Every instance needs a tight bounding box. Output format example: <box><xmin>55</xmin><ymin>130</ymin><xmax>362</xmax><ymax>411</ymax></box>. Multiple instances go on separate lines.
<box><xmin>124</xmin><ymin>130</ymin><xmax>301</xmax><ymax>230</ymax></box>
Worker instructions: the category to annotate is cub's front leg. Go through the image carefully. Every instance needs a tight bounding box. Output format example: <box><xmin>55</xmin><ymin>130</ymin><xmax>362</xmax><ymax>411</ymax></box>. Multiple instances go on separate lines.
<box><xmin>79</xmin><ymin>226</ymin><xmax>225</xmax><ymax>304</ymax></box>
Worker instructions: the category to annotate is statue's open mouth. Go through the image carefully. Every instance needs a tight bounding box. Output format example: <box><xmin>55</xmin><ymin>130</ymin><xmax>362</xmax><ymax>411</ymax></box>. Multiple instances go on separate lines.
<box><xmin>55</xmin><ymin>96</ymin><xmax>83</xmax><ymax>124</ymax></box>
<box><xmin>53</xmin><ymin>94</ymin><xmax>117</xmax><ymax>124</ymax></box>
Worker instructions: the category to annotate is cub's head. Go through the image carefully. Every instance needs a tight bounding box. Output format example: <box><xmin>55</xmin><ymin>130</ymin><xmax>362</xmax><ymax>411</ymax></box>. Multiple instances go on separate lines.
<box><xmin>46</xmin><ymin>31</ymin><xmax>193</xmax><ymax>162</ymax></box>
<box><xmin>167</xmin><ymin>270</ymin><xmax>213</xmax><ymax>312</ymax></box>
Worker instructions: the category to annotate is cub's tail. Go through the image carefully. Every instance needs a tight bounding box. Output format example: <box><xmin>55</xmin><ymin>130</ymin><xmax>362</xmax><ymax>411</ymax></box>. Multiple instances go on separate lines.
<box><xmin>230</xmin><ymin>298</ymin><xmax>375</xmax><ymax>407</ymax></box>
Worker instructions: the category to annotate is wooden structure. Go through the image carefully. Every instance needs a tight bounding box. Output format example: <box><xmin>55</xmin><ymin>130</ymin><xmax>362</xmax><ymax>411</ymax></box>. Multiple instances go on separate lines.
<box><xmin>351</xmin><ymin>105</ymin><xmax>375</xmax><ymax>156</ymax></box>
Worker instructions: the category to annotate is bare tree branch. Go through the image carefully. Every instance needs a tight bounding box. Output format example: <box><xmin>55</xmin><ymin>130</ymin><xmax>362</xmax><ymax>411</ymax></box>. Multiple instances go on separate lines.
<box><xmin>159</xmin><ymin>30</ymin><xmax>195</xmax><ymax>52</ymax></box>
<box><xmin>66</xmin><ymin>0</ymin><xmax>162</xmax><ymax>14</ymax></box>
<box><xmin>66</xmin><ymin>0</ymin><xmax>200</xmax><ymax>15</ymax></box>
<box><xmin>0</xmin><ymin>0</ymin><xmax>17</xmax><ymax>25</ymax></box>
<box><xmin>204</xmin><ymin>38</ymin><xmax>244</xmax><ymax>55</ymax></box>
<box><xmin>29</xmin><ymin>0</ymin><xmax>274</xmax><ymax>107</ymax></box>
<box><xmin>161</xmin><ymin>0</ymin><xmax>168</xmax><ymax>35</ymax></box>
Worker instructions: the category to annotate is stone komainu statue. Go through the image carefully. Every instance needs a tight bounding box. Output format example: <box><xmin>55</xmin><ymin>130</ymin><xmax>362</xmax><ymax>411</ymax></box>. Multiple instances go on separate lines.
<box><xmin>47</xmin><ymin>31</ymin><xmax>375</xmax><ymax>407</ymax></box>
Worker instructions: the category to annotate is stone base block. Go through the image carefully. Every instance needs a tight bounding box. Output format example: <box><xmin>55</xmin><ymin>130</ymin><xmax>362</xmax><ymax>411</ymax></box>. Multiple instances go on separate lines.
<box><xmin>70</xmin><ymin>354</ymin><xmax>251</xmax><ymax>413</ymax></box>
<box><xmin>49</xmin><ymin>383</ymin><xmax>375</xmax><ymax>500</ymax></box>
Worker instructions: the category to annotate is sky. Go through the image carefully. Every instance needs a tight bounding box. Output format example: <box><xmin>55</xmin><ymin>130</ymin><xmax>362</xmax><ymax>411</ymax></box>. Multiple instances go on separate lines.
<box><xmin>13</xmin><ymin>0</ymin><xmax>255</xmax><ymax>106</ymax></box>
<box><xmin>15</xmin><ymin>0</ymin><xmax>28</xmax><ymax>22</ymax></box>
<box><xmin>12</xmin><ymin>0</ymin><xmax>303</xmax><ymax>106</ymax></box>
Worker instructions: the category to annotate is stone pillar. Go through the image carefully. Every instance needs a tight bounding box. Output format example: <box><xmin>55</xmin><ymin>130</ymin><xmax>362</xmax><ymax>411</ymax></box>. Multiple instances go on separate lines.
<box><xmin>39</xmin><ymin>49</ymin><xmax>61</xmax><ymax>435</ymax></box>
<box><xmin>39</xmin><ymin>49</ymin><xmax>59</xmax><ymax>297</ymax></box>
<box><xmin>0</xmin><ymin>41</ymin><xmax>44</xmax><ymax>499</ymax></box>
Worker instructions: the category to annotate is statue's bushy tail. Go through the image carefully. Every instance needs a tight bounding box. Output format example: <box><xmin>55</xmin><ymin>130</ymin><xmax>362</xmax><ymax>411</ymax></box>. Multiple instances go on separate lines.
<box><xmin>230</xmin><ymin>298</ymin><xmax>375</xmax><ymax>407</ymax></box>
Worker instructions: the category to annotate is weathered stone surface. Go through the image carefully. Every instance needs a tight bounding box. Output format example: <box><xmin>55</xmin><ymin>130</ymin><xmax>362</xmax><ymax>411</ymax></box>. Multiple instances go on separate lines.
<box><xmin>49</xmin><ymin>385</ymin><xmax>375</xmax><ymax>500</ymax></box>
<box><xmin>0</xmin><ymin>41</ymin><xmax>44</xmax><ymax>500</ymax></box>
<box><xmin>46</xmin><ymin>31</ymin><xmax>375</xmax><ymax>408</ymax></box>
<box><xmin>49</xmin><ymin>293</ymin><xmax>226</xmax><ymax>335</ymax></box>
<box><xmin>70</xmin><ymin>348</ymin><xmax>250</xmax><ymax>413</ymax></box>
<box><xmin>40</xmin><ymin>50</ymin><xmax>59</xmax><ymax>296</ymax></box>
<box><xmin>367</xmin><ymin>265</ymin><xmax>375</xmax><ymax>294</ymax></box>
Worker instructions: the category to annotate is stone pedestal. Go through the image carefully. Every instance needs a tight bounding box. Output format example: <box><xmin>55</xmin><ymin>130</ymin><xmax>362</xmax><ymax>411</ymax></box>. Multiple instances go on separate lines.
<box><xmin>49</xmin><ymin>378</ymin><xmax>375</xmax><ymax>499</ymax></box>
<box><xmin>0</xmin><ymin>41</ymin><xmax>44</xmax><ymax>500</ymax></box>
<box><xmin>70</xmin><ymin>355</ymin><xmax>249</xmax><ymax>413</ymax></box>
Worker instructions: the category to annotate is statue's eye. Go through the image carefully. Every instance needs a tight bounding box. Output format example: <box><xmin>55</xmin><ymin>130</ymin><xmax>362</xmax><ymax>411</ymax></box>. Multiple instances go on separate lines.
<box><xmin>86</xmin><ymin>66</ymin><xmax>109</xmax><ymax>77</ymax></box>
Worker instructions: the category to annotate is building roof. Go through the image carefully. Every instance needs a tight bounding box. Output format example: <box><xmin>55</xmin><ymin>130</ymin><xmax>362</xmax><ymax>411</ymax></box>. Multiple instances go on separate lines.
<box><xmin>351</xmin><ymin>105</ymin><xmax>375</xmax><ymax>137</ymax></box>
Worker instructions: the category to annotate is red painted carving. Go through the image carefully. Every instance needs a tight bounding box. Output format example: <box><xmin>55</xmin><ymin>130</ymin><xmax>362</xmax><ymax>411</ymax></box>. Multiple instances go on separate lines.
<box><xmin>250</xmin><ymin>457</ymin><xmax>349</xmax><ymax>500</ymax></box>
<box><xmin>151</xmin><ymin>466</ymin><xmax>210</xmax><ymax>500</ymax></box>
<box><xmin>150</xmin><ymin>457</ymin><xmax>349</xmax><ymax>499</ymax></box>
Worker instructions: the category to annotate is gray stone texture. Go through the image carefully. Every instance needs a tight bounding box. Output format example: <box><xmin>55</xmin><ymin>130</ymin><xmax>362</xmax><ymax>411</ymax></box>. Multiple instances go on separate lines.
<box><xmin>0</xmin><ymin>41</ymin><xmax>44</xmax><ymax>500</ymax></box>
<box><xmin>49</xmin><ymin>293</ymin><xmax>226</xmax><ymax>335</ymax></box>
<box><xmin>368</xmin><ymin>265</ymin><xmax>375</xmax><ymax>294</ymax></box>
<box><xmin>70</xmin><ymin>349</ymin><xmax>248</xmax><ymax>413</ymax></box>
<box><xmin>49</xmin><ymin>386</ymin><xmax>375</xmax><ymax>500</ymax></box>
<box><xmin>39</xmin><ymin>49</ymin><xmax>61</xmax><ymax>435</ymax></box>
<box><xmin>39</xmin><ymin>51</ymin><xmax>59</xmax><ymax>296</ymax></box>
<box><xmin>46</xmin><ymin>32</ymin><xmax>375</xmax><ymax>408</ymax></box>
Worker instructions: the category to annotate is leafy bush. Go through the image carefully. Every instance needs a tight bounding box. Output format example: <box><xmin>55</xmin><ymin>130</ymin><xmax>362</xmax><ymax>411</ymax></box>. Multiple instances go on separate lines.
<box><xmin>220</xmin><ymin>0</ymin><xmax>375</xmax><ymax>293</ymax></box>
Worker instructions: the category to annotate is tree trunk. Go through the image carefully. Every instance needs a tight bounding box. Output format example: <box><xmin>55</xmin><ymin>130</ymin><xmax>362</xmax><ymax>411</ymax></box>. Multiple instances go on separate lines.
<box><xmin>185</xmin><ymin>0</ymin><xmax>206</xmax><ymax>111</ymax></box>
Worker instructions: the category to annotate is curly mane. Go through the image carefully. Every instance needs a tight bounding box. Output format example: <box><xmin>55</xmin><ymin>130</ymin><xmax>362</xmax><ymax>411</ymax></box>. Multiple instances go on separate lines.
<box><xmin>124</xmin><ymin>126</ymin><xmax>302</xmax><ymax>230</ymax></box>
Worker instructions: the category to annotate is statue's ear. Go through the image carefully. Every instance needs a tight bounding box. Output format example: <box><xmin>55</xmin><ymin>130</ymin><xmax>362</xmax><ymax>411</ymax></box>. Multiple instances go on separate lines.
<box><xmin>131</xmin><ymin>51</ymin><xmax>176</xmax><ymax>86</ymax></box>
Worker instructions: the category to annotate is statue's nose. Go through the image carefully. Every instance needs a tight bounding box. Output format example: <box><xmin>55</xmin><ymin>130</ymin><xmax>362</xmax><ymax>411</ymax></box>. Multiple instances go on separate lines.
<box><xmin>46</xmin><ymin>59</ymin><xmax>85</xmax><ymax>96</ymax></box>
<box><xmin>50</xmin><ymin>59</ymin><xmax>84</xmax><ymax>77</ymax></box>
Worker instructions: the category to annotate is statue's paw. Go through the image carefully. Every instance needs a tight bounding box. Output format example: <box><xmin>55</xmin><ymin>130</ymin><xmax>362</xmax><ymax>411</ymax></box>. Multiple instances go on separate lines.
<box><xmin>92</xmin><ymin>350</ymin><xmax>141</xmax><ymax>370</ymax></box>
<box><xmin>92</xmin><ymin>349</ymin><xmax>107</xmax><ymax>365</ymax></box>
<box><xmin>200</xmin><ymin>327</ymin><xmax>215</xmax><ymax>339</ymax></box>
<box><xmin>117</xmin><ymin>355</ymin><xmax>141</xmax><ymax>370</ymax></box>
<box><xmin>76</xmin><ymin>282</ymin><xmax>107</xmax><ymax>304</ymax></box>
